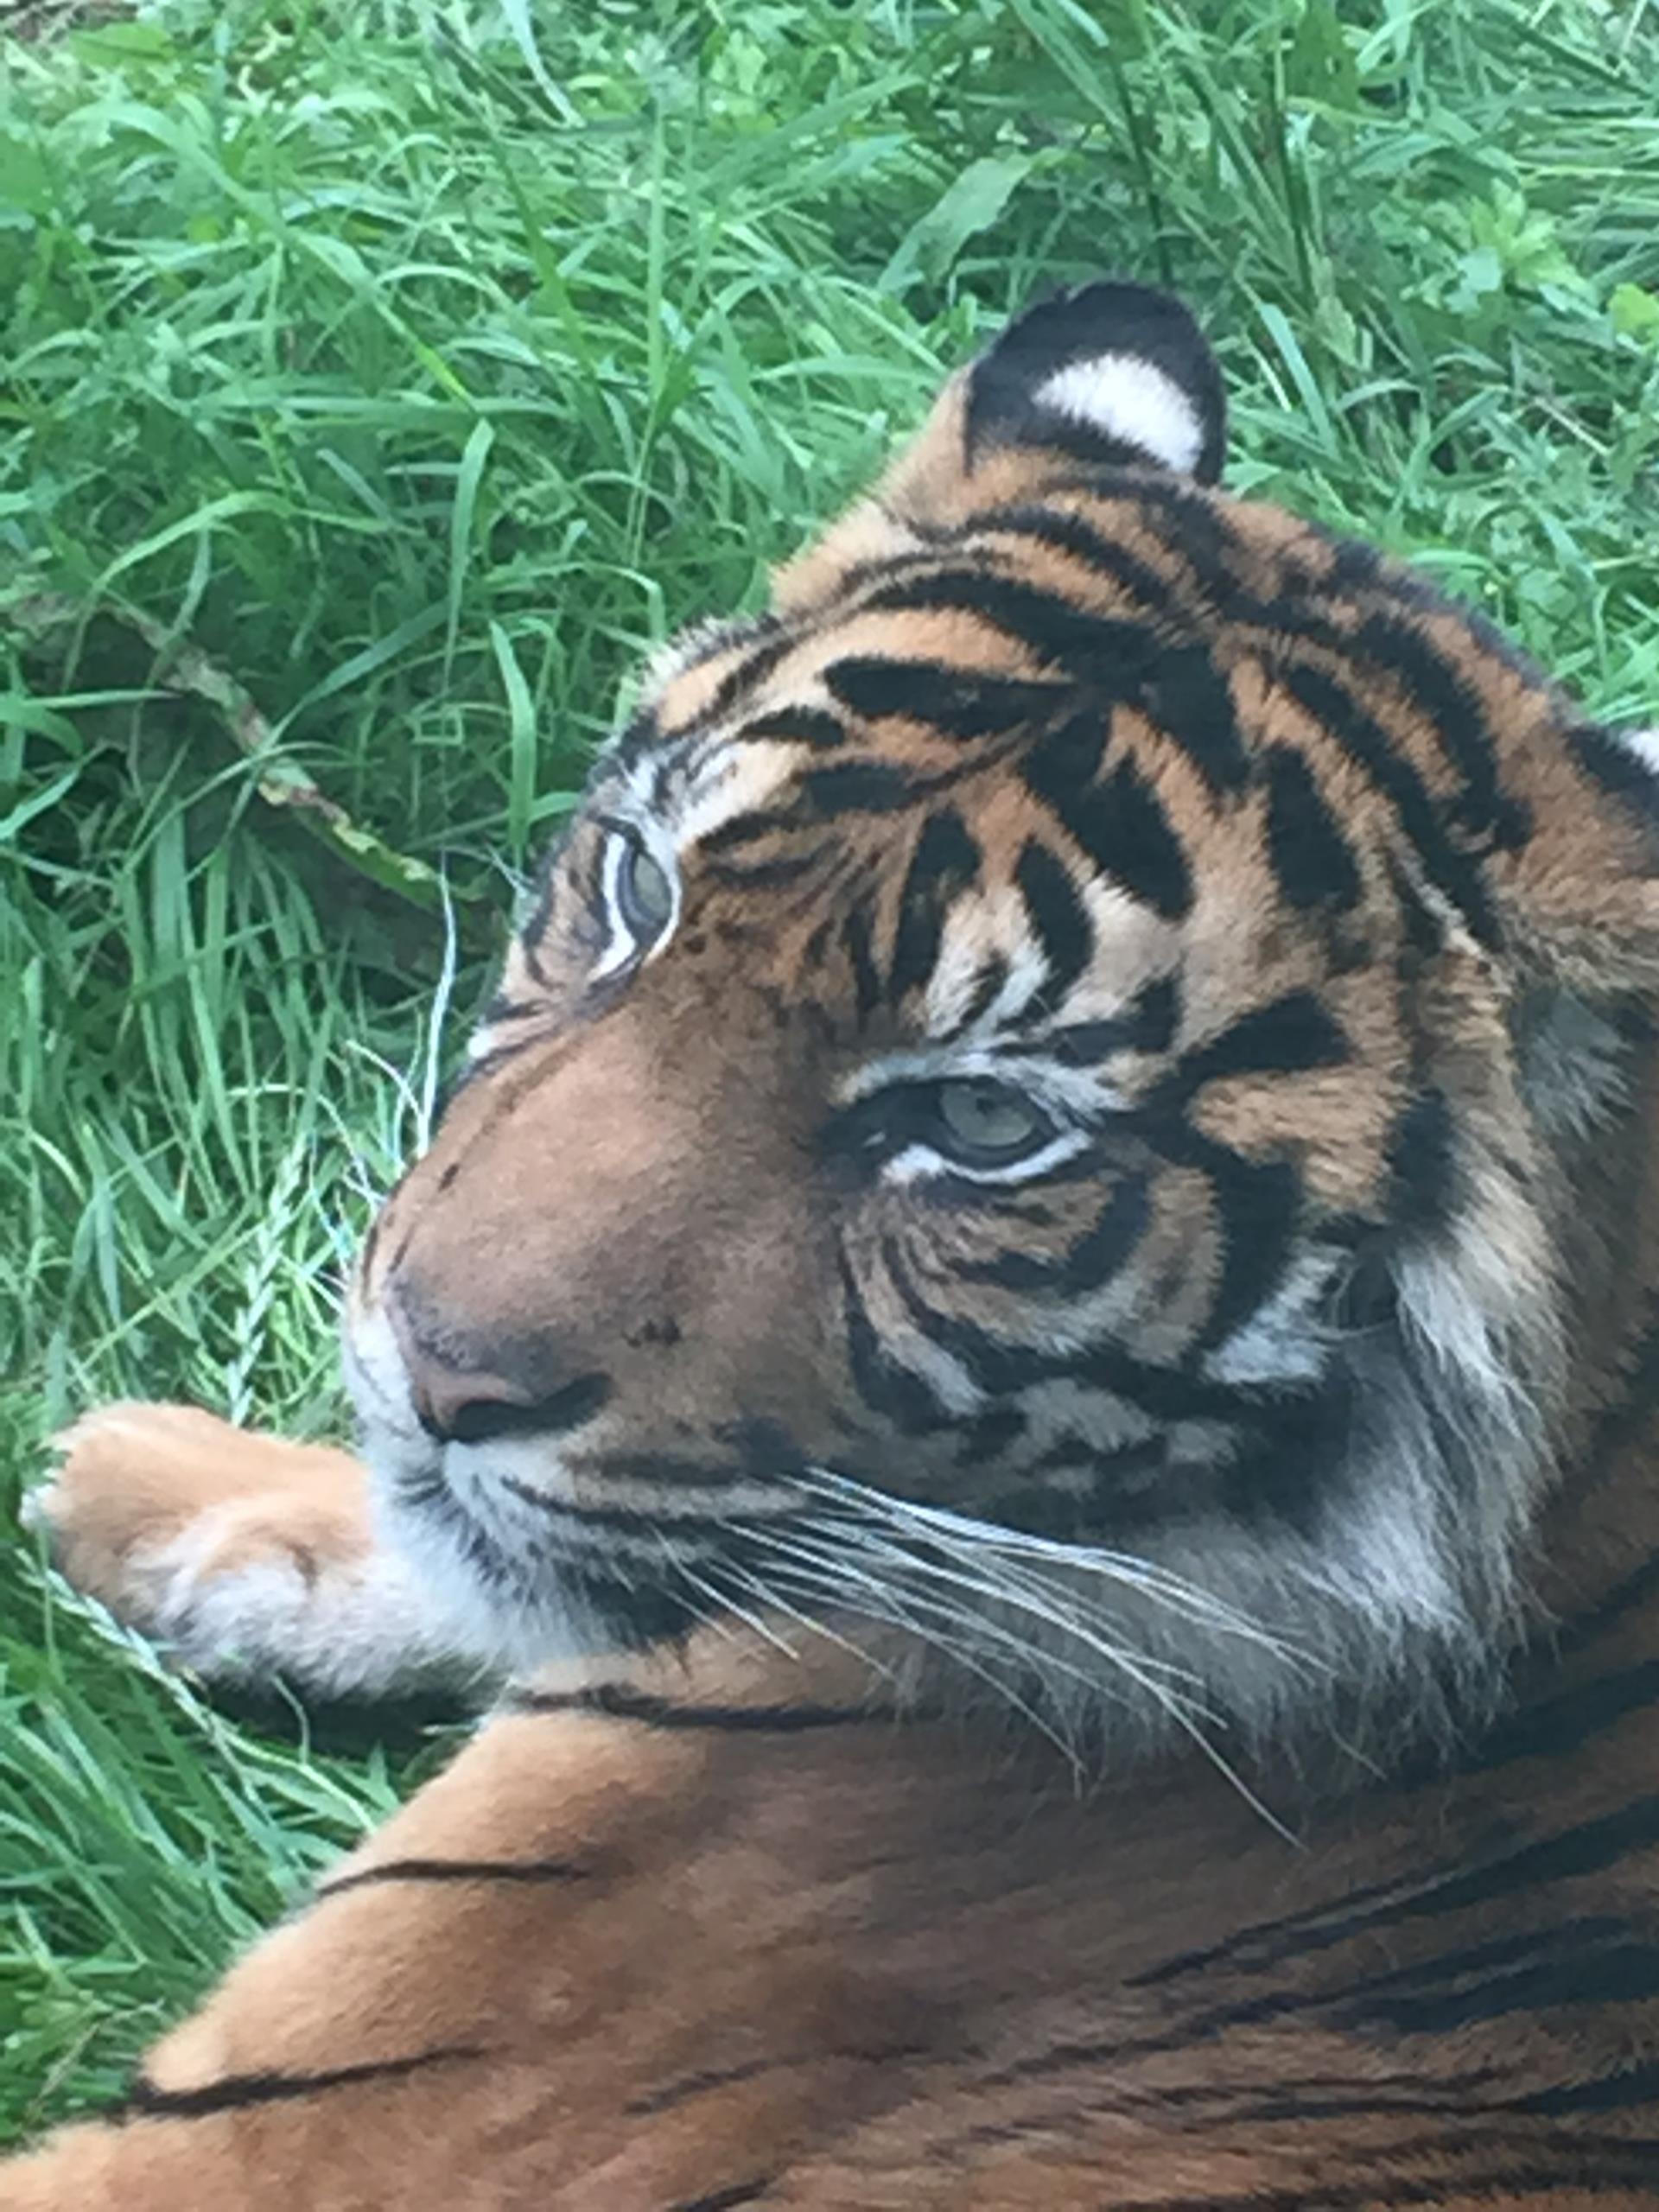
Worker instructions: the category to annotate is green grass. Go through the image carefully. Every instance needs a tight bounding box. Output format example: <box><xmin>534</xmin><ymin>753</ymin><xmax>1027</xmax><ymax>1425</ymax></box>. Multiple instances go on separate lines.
<box><xmin>2</xmin><ymin>0</ymin><xmax>1656</xmax><ymax>2142</ymax></box>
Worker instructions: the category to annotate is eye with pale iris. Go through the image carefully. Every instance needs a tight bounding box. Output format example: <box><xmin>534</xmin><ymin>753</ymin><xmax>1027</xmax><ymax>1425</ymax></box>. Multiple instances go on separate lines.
<box><xmin>597</xmin><ymin>828</ymin><xmax>678</xmax><ymax>970</ymax></box>
<box><xmin>925</xmin><ymin>1077</ymin><xmax>1055</xmax><ymax>1167</ymax></box>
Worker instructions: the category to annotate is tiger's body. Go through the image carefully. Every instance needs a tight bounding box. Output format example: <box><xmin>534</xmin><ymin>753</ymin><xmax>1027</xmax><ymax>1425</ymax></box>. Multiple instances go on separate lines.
<box><xmin>13</xmin><ymin>281</ymin><xmax>1659</xmax><ymax>2208</ymax></box>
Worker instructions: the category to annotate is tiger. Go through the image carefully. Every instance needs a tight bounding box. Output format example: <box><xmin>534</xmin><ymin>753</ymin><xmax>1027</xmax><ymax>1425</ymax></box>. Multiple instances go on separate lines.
<box><xmin>11</xmin><ymin>276</ymin><xmax>1659</xmax><ymax>2210</ymax></box>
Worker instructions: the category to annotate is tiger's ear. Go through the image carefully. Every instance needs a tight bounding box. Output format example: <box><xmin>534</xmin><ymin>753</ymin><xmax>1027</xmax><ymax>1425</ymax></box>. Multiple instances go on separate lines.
<box><xmin>775</xmin><ymin>281</ymin><xmax>1225</xmax><ymax>612</ymax></box>
<box><xmin>960</xmin><ymin>280</ymin><xmax>1227</xmax><ymax>485</ymax></box>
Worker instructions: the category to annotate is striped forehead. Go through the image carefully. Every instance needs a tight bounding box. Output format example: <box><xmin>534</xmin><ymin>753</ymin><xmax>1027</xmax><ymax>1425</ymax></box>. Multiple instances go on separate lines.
<box><xmin>609</xmin><ymin>721</ymin><xmax>801</xmax><ymax>849</ymax></box>
<box><xmin>599</xmin><ymin>708</ymin><xmax>1185</xmax><ymax>1052</ymax></box>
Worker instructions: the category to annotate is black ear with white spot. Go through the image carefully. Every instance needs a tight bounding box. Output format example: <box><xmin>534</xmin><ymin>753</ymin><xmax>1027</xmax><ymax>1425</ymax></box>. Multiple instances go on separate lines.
<box><xmin>967</xmin><ymin>281</ymin><xmax>1227</xmax><ymax>484</ymax></box>
<box><xmin>773</xmin><ymin>280</ymin><xmax>1229</xmax><ymax>613</ymax></box>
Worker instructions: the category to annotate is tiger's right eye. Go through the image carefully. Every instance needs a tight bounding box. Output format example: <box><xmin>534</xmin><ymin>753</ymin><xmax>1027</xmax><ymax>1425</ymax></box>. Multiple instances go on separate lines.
<box><xmin>595</xmin><ymin>827</ymin><xmax>679</xmax><ymax>975</ymax></box>
<box><xmin>617</xmin><ymin>839</ymin><xmax>674</xmax><ymax>943</ymax></box>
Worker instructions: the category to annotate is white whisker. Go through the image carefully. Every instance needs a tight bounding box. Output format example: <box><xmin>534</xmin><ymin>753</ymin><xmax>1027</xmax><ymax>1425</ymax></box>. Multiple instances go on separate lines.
<box><xmin>734</xmin><ymin>1489</ymin><xmax>1306</xmax><ymax>1839</ymax></box>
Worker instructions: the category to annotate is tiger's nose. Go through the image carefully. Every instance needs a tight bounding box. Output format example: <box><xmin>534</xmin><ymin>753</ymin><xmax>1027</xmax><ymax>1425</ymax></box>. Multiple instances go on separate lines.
<box><xmin>385</xmin><ymin>1287</ymin><xmax>612</xmax><ymax>1446</ymax></box>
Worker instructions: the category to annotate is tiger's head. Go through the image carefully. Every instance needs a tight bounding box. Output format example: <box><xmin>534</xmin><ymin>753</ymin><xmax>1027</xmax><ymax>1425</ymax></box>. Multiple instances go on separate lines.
<box><xmin>345</xmin><ymin>282</ymin><xmax>1659</xmax><ymax>1756</ymax></box>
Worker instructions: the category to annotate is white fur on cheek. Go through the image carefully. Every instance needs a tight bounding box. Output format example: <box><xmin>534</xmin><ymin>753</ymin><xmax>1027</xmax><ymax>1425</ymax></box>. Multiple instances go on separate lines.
<box><xmin>1034</xmin><ymin>354</ymin><xmax>1204</xmax><ymax>474</ymax></box>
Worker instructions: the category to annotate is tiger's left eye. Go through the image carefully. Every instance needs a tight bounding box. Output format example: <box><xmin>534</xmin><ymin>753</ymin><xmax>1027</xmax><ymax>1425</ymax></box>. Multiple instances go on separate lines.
<box><xmin>612</xmin><ymin>834</ymin><xmax>676</xmax><ymax>948</ymax></box>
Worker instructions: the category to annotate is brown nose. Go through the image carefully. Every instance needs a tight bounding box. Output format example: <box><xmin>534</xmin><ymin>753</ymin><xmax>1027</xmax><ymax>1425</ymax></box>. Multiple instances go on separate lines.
<box><xmin>386</xmin><ymin>1283</ymin><xmax>612</xmax><ymax>1446</ymax></box>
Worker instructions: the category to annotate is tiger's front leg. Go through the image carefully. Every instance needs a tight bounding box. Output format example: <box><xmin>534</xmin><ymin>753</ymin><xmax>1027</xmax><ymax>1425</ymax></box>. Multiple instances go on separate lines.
<box><xmin>1</xmin><ymin>1709</ymin><xmax>669</xmax><ymax>2211</ymax></box>
<box><xmin>27</xmin><ymin>1402</ymin><xmax>466</xmax><ymax>1699</ymax></box>
<box><xmin>0</xmin><ymin>1690</ymin><xmax>923</xmax><ymax>2212</ymax></box>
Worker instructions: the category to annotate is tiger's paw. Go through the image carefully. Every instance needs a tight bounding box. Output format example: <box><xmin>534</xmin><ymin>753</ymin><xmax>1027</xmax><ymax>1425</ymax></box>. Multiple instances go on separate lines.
<box><xmin>25</xmin><ymin>1402</ymin><xmax>455</xmax><ymax>1698</ymax></box>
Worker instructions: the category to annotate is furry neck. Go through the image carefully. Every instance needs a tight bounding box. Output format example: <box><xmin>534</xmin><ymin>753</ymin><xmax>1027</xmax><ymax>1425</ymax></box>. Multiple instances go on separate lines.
<box><xmin>1525</xmin><ymin>1007</ymin><xmax>1659</xmax><ymax>1631</ymax></box>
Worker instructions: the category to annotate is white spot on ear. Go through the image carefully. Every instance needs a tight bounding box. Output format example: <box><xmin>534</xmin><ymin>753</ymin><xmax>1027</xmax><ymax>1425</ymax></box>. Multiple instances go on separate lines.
<box><xmin>1609</xmin><ymin>727</ymin><xmax>1659</xmax><ymax>778</ymax></box>
<box><xmin>1034</xmin><ymin>353</ymin><xmax>1205</xmax><ymax>474</ymax></box>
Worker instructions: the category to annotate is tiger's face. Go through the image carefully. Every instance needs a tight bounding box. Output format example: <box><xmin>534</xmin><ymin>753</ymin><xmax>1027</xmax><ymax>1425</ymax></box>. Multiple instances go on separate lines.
<box><xmin>345</xmin><ymin>283</ymin><xmax>1659</xmax><ymax>1743</ymax></box>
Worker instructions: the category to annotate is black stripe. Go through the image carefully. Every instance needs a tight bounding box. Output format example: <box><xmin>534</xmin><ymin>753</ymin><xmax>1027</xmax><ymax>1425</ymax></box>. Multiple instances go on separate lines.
<box><xmin>1097</xmin><ymin>476</ymin><xmax>1243</xmax><ymax>612</ymax></box>
<box><xmin>1559</xmin><ymin>1541</ymin><xmax>1659</xmax><ymax>1662</ymax></box>
<box><xmin>1127</xmin><ymin>1859</ymin><xmax>1459</xmax><ymax>1989</ymax></box>
<box><xmin>1164</xmin><ymin>990</ymin><xmax>1350</xmax><ymax>1098</ymax></box>
<box><xmin>841</xmin><ymin>1246</ymin><xmax>950</xmax><ymax>1433</ymax></box>
<box><xmin>627</xmin><ymin>2059</ymin><xmax>777</xmax><ymax>2116</ymax></box>
<box><xmin>840</xmin><ymin>903</ymin><xmax>881</xmax><ymax>1023</ymax></box>
<box><xmin>512</xmin><ymin>1682</ymin><xmax>889</xmax><ymax>1732</ymax></box>
<box><xmin>1014</xmin><ymin>838</ymin><xmax>1093</xmax><ymax>1003</ymax></box>
<box><xmin>705</xmin><ymin>626</ymin><xmax>790</xmax><ymax>720</ymax></box>
<box><xmin>953</xmin><ymin>1402</ymin><xmax>1028</xmax><ymax>1463</ymax></box>
<box><xmin>798</xmin><ymin>760</ymin><xmax>918</xmax><ymax>816</ymax></box>
<box><xmin>120</xmin><ymin>2047</ymin><xmax>478</xmax><ymax>2122</ymax></box>
<box><xmin>1021</xmin><ymin>707</ymin><xmax>1106</xmax><ymax>806</ymax></box>
<box><xmin>888</xmin><ymin>808</ymin><xmax>982</xmax><ymax>1004</ymax></box>
<box><xmin>823</xmin><ymin>656</ymin><xmax>1069</xmax><ymax>740</ymax></box>
<box><xmin>1510</xmin><ymin>2058</ymin><xmax>1659</xmax><ymax>2116</ymax></box>
<box><xmin>956</xmin><ymin>1174</ymin><xmax>1151</xmax><ymax>1294</ymax></box>
<box><xmin>515</xmin><ymin>860</ymin><xmax>561</xmax><ymax>987</ymax></box>
<box><xmin>1138</xmin><ymin>645</ymin><xmax>1250</xmax><ymax>794</ymax></box>
<box><xmin>1386</xmin><ymin>1084</ymin><xmax>1458</xmax><ymax>1230</ymax></box>
<box><xmin>702</xmin><ymin>849</ymin><xmax>829</xmax><ymax>889</ymax></box>
<box><xmin>518</xmin><ymin>1456</ymin><xmax>734</xmax><ymax>1504</ymax></box>
<box><xmin>669</xmin><ymin>2184</ymin><xmax>776</xmax><ymax>2212</ymax></box>
<box><xmin>1262</xmin><ymin>742</ymin><xmax>1363</xmax><ymax>912</ymax></box>
<box><xmin>1575</xmin><ymin>1292</ymin><xmax>1659</xmax><ymax>1497</ymax></box>
<box><xmin>1092</xmin><ymin>755</ymin><xmax>1195</xmax><ymax>919</ymax></box>
<box><xmin>739</xmin><ymin>706</ymin><xmax>845</xmax><ymax>748</ymax></box>
<box><xmin>1155</xmin><ymin>1796</ymin><xmax>1659</xmax><ymax>2004</ymax></box>
<box><xmin>1042</xmin><ymin>975</ymin><xmax>1181</xmax><ymax>1065</ymax></box>
<box><xmin>319</xmin><ymin>1856</ymin><xmax>590</xmax><ymax>1898</ymax></box>
<box><xmin>862</xmin><ymin>569</ymin><xmax>1160</xmax><ymax>679</ymax></box>
<box><xmin>1196</xmin><ymin>1147</ymin><xmax>1303</xmax><ymax>1353</ymax></box>
<box><xmin>943</xmin><ymin>952</ymin><xmax>1010</xmax><ymax>1039</ymax></box>
<box><xmin>480</xmin><ymin>991</ymin><xmax>543</xmax><ymax>1027</ymax></box>
<box><xmin>1426</xmin><ymin>1661</ymin><xmax>1659</xmax><ymax>1784</ymax></box>
<box><xmin>1024</xmin><ymin>728</ymin><xmax>1194</xmax><ymax>920</ymax></box>
<box><xmin>698</xmin><ymin>809</ymin><xmax>797</xmax><ymax>854</ymax></box>
<box><xmin>988</xmin><ymin>411</ymin><xmax>1168</xmax><ymax>474</ymax></box>
<box><xmin>1090</xmin><ymin>485</ymin><xmax>1536</xmax><ymax>844</ymax></box>
<box><xmin>1284</xmin><ymin>663</ymin><xmax>1500</xmax><ymax>946</ymax></box>
<box><xmin>1352</xmin><ymin>608</ymin><xmax>1524</xmax><ymax>851</ymax></box>
<box><xmin>1342</xmin><ymin>1919</ymin><xmax>1659</xmax><ymax>2035</ymax></box>
<box><xmin>702</xmin><ymin>757</ymin><xmax>912</xmax><ymax>848</ymax></box>
<box><xmin>878</xmin><ymin>1230</ymin><xmax>1282</xmax><ymax>1425</ymax></box>
<box><xmin>973</xmin><ymin>502</ymin><xmax>1177</xmax><ymax>615</ymax></box>
<box><xmin>952</xmin><ymin>2066</ymin><xmax>1502</xmax><ymax>2148</ymax></box>
<box><xmin>1166</xmin><ymin>1796</ymin><xmax>1659</xmax><ymax>1993</ymax></box>
<box><xmin>1379</xmin><ymin>1793</ymin><xmax>1659</xmax><ymax>1929</ymax></box>
<box><xmin>608</xmin><ymin>704</ymin><xmax>662</xmax><ymax>769</ymax></box>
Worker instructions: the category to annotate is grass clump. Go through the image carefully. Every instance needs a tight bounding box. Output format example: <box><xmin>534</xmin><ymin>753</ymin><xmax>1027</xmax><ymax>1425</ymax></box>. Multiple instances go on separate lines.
<box><xmin>2</xmin><ymin>0</ymin><xmax>1656</xmax><ymax>2138</ymax></box>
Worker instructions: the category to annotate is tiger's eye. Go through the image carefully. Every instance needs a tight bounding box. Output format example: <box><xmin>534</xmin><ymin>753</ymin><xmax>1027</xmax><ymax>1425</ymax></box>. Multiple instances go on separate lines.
<box><xmin>616</xmin><ymin>837</ymin><xmax>675</xmax><ymax>943</ymax></box>
<box><xmin>932</xmin><ymin>1078</ymin><xmax>1051</xmax><ymax>1165</ymax></box>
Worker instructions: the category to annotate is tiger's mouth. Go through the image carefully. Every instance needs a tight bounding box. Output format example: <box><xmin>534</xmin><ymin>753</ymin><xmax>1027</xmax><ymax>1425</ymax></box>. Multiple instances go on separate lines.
<box><xmin>342</xmin><ymin>1300</ymin><xmax>823</xmax><ymax>1661</ymax></box>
